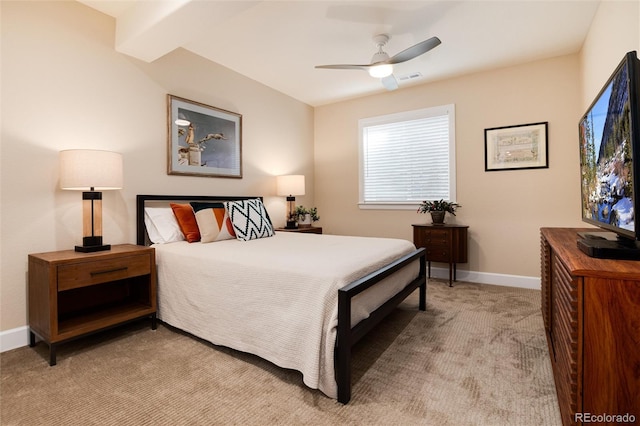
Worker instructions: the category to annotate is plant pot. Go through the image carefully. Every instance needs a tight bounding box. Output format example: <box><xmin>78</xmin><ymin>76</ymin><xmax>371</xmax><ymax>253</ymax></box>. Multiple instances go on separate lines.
<box><xmin>298</xmin><ymin>213</ymin><xmax>312</xmax><ymax>228</ymax></box>
<box><xmin>430</xmin><ymin>211</ymin><xmax>445</xmax><ymax>225</ymax></box>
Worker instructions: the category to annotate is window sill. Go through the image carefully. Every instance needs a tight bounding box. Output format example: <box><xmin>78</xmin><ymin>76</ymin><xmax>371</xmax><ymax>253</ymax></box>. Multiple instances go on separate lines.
<box><xmin>358</xmin><ymin>203</ymin><xmax>418</xmax><ymax>211</ymax></box>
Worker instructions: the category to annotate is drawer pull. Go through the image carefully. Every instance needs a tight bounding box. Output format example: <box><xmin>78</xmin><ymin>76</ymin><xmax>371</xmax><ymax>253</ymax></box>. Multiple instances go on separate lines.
<box><xmin>90</xmin><ymin>267</ymin><xmax>128</xmax><ymax>276</ymax></box>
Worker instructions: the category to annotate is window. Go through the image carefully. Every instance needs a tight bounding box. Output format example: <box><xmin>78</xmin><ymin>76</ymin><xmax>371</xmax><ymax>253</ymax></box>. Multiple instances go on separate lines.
<box><xmin>358</xmin><ymin>104</ymin><xmax>456</xmax><ymax>209</ymax></box>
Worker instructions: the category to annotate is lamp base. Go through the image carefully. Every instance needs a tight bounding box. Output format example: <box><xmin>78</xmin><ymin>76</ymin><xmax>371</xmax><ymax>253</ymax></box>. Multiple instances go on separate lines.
<box><xmin>75</xmin><ymin>244</ymin><xmax>111</xmax><ymax>253</ymax></box>
<box><xmin>75</xmin><ymin>236</ymin><xmax>110</xmax><ymax>252</ymax></box>
<box><xmin>285</xmin><ymin>220</ymin><xmax>298</xmax><ymax>229</ymax></box>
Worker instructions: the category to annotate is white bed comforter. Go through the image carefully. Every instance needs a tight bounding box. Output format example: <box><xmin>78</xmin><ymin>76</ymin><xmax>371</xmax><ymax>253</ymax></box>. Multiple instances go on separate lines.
<box><xmin>154</xmin><ymin>232</ymin><xmax>419</xmax><ymax>399</ymax></box>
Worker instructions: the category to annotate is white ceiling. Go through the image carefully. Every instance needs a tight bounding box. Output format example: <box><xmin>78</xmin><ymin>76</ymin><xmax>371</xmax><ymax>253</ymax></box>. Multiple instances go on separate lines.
<box><xmin>78</xmin><ymin>0</ymin><xmax>600</xmax><ymax>107</ymax></box>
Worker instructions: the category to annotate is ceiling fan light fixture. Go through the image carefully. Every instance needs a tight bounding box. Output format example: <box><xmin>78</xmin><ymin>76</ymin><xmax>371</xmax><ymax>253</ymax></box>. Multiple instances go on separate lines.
<box><xmin>314</xmin><ymin>33</ymin><xmax>441</xmax><ymax>89</ymax></box>
<box><xmin>369</xmin><ymin>64</ymin><xmax>393</xmax><ymax>78</ymax></box>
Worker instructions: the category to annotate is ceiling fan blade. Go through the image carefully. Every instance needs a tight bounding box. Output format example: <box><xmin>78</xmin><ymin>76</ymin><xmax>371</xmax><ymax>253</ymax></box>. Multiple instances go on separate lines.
<box><xmin>315</xmin><ymin>64</ymin><xmax>369</xmax><ymax>71</ymax></box>
<box><xmin>387</xmin><ymin>36</ymin><xmax>441</xmax><ymax>65</ymax></box>
<box><xmin>381</xmin><ymin>74</ymin><xmax>398</xmax><ymax>91</ymax></box>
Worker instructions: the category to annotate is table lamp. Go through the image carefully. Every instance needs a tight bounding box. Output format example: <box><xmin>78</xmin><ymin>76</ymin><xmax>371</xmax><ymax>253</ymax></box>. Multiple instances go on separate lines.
<box><xmin>276</xmin><ymin>175</ymin><xmax>305</xmax><ymax>229</ymax></box>
<box><xmin>59</xmin><ymin>149</ymin><xmax>123</xmax><ymax>252</ymax></box>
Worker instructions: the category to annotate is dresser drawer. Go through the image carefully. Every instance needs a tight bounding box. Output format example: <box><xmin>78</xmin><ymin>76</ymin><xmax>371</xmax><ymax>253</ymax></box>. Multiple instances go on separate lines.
<box><xmin>57</xmin><ymin>254</ymin><xmax>151</xmax><ymax>291</ymax></box>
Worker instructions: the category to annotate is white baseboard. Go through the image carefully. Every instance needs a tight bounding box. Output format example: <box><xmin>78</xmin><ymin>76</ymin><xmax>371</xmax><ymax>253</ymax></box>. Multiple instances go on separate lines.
<box><xmin>0</xmin><ymin>326</ymin><xmax>29</xmax><ymax>353</ymax></box>
<box><xmin>0</xmin><ymin>270</ymin><xmax>540</xmax><ymax>353</ymax></box>
<box><xmin>428</xmin><ymin>266</ymin><xmax>541</xmax><ymax>290</ymax></box>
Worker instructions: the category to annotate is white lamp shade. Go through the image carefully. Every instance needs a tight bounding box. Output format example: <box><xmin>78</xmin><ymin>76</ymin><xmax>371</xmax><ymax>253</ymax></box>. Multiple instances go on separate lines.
<box><xmin>59</xmin><ymin>149</ymin><xmax>123</xmax><ymax>190</ymax></box>
<box><xmin>276</xmin><ymin>175</ymin><xmax>305</xmax><ymax>196</ymax></box>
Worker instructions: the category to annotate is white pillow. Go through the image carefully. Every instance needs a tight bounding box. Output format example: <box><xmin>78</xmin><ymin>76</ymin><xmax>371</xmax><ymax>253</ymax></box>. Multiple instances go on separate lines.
<box><xmin>225</xmin><ymin>199</ymin><xmax>274</xmax><ymax>241</ymax></box>
<box><xmin>194</xmin><ymin>207</ymin><xmax>236</xmax><ymax>243</ymax></box>
<box><xmin>144</xmin><ymin>207</ymin><xmax>185</xmax><ymax>244</ymax></box>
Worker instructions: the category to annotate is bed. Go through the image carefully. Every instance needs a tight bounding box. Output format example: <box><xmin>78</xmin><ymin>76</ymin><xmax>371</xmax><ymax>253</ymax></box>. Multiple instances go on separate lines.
<box><xmin>136</xmin><ymin>194</ymin><xmax>426</xmax><ymax>403</ymax></box>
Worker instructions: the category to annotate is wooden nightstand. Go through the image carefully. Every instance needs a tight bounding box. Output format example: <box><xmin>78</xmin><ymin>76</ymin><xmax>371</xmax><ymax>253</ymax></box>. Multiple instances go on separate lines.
<box><xmin>276</xmin><ymin>226</ymin><xmax>323</xmax><ymax>234</ymax></box>
<box><xmin>412</xmin><ymin>224</ymin><xmax>468</xmax><ymax>287</ymax></box>
<box><xmin>28</xmin><ymin>244</ymin><xmax>157</xmax><ymax>365</ymax></box>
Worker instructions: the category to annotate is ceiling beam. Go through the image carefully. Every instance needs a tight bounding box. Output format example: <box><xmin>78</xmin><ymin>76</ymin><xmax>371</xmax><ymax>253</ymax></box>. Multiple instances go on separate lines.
<box><xmin>114</xmin><ymin>0</ymin><xmax>260</xmax><ymax>62</ymax></box>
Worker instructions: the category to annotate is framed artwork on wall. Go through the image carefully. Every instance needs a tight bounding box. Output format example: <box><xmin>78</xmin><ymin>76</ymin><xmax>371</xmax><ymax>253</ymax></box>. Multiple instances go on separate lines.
<box><xmin>167</xmin><ymin>95</ymin><xmax>242</xmax><ymax>178</ymax></box>
<box><xmin>484</xmin><ymin>121</ymin><xmax>548</xmax><ymax>171</ymax></box>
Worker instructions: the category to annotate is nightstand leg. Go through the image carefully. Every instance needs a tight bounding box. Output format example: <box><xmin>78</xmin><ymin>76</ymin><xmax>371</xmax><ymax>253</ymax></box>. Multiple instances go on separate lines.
<box><xmin>29</xmin><ymin>330</ymin><xmax>36</xmax><ymax>347</ymax></box>
<box><xmin>448</xmin><ymin>263</ymin><xmax>453</xmax><ymax>287</ymax></box>
<box><xmin>151</xmin><ymin>313</ymin><xmax>157</xmax><ymax>330</ymax></box>
<box><xmin>427</xmin><ymin>261</ymin><xmax>431</xmax><ymax>278</ymax></box>
<box><xmin>49</xmin><ymin>344</ymin><xmax>57</xmax><ymax>366</ymax></box>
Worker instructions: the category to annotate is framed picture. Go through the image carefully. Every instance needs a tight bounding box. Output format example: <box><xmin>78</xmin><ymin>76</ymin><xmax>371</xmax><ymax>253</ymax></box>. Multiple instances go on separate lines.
<box><xmin>167</xmin><ymin>95</ymin><xmax>242</xmax><ymax>178</ymax></box>
<box><xmin>484</xmin><ymin>122</ymin><xmax>548</xmax><ymax>171</ymax></box>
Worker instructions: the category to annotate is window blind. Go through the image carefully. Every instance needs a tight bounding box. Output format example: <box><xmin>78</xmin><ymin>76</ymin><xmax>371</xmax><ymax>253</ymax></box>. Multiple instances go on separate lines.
<box><xmin>360</xmin><ymin>107</ymin><xmax>453</xmax><ymax>205</ymax></box>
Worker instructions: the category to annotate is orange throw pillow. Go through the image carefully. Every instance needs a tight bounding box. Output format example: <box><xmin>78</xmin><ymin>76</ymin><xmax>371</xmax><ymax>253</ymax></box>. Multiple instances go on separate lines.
<box><xmin>170</xmin><ymin>203</ymin><xmax>200</xmax><ymax>243</ymax></box>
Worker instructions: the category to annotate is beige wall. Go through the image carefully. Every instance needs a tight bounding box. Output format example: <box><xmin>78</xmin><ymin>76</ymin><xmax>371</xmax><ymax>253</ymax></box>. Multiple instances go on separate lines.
<box><xmin>580</xmin><ymin>1</ymin><xmax>640</xmax><ymax>109</ymax></box>
<box><xmin>0</xmin><ymin>1</ymin><xmax>314</xmax><ymax>332</ymax></box>
<box><xmin>315</xmin><ymin>55</ymin><xmax>583</xmax><ymax>279</ymax></box>
<box><xmin>314</xmin><ymin>0</ymin><xmax>640</xmax><ymax>283</ymax></box>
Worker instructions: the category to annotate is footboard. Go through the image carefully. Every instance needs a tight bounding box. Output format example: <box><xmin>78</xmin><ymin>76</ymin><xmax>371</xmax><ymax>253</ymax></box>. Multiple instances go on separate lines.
<box><xmin>336</xmin><ymin>248</ymin><xmax>427</xmax><ymax>404</ymax></box>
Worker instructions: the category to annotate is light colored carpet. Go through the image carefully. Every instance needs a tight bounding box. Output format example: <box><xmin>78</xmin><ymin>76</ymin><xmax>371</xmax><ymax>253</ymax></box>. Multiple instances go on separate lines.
<box><xmin>1</xmin><ymin>280</ymin><xmax>561</xmax><ymax>425</ymax></box>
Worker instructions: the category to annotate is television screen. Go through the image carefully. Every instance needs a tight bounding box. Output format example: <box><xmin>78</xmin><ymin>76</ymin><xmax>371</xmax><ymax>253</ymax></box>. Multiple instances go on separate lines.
<box><xmin>579</xmin><ymin>51</ymin><xmax>639</xmax><ymax>240</ymax></box>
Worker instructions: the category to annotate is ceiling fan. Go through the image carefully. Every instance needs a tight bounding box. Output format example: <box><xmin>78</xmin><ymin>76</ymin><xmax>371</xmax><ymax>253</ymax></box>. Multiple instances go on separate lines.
<box><xmin>315</xmin><ymin>34</ymin><xmax>441</xmax><ymax>90</ymax></box>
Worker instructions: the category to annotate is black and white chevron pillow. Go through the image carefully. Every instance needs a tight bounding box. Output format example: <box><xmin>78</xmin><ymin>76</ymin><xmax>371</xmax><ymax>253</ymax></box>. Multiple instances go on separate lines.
<box><xmin>225</xmin><ymin>199</ymin><xmax>274</xmax><ymax>241</ymax></box>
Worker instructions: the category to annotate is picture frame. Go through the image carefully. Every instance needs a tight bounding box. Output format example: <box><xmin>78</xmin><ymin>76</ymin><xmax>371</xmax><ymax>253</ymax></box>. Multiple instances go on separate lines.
<box><xmin>167</xmin><ymin>95</ymin><xmax>242</xmax><ymax>178</ymax></box>
<box><xmin>484</xmin><ymin>122</ymin><xmax>548</xmax><ymax>171</ymax></box>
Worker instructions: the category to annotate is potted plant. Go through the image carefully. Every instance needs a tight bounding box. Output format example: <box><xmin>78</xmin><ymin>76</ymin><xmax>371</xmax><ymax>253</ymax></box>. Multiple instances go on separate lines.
<box><xmin>417</xmin><ymin>199</ymin><xmax>461</xmax><ymax>225</ymax></box>
<box><xmin>295</xmin><ymin>206</ymin><xmax>320</xmax><ymax>228</ymax></box>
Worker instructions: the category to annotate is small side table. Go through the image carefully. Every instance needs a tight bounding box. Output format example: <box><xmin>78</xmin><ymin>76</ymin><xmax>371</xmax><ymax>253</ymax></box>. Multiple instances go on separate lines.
<box><xmin>28</xmin><ymin>244</ymin><xmax>157</xmax><ymax>365</ymax></box>
<box><xmin>276</xmin><ymin>226</ymin><xmax>323</xmax><ymax>234</ymax></box>
<box><xmin>412</xmin><ymin>223</ymin><xmax>468</xmax><ymax>286</ymax></box>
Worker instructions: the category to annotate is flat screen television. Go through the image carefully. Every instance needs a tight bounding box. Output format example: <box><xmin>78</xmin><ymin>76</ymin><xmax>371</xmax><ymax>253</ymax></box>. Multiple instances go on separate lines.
<box><xmin>578</xmin><ymin>51</ymin><xmax>640</xmax><ymax>259</ymax></box>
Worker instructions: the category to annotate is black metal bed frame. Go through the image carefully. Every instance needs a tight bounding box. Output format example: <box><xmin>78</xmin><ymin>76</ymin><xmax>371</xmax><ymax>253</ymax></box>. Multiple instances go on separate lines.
<box><xmin>136</xmin><ymin>194</ymin><xmax>426</xmax><ymax>404</ymax></box>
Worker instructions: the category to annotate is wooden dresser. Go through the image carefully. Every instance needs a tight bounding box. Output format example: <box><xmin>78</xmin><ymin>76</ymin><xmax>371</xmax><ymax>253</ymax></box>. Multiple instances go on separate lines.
<box><xmin>540</xmin><ymin>228</ymin><xmax>640</xmax><ymax>425</ymax></box>
<box><xmin>412</xmin><ymin>223</ymin><xmax>468</xmax><ymax>286</ymax></box>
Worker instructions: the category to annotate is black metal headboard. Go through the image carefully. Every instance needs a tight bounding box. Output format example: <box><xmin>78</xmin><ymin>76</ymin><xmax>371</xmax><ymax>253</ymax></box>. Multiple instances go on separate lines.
<box><xmin>136</xmin><ymin>194</ymin><xmax>261</xmax><ymax>245</ymax></box>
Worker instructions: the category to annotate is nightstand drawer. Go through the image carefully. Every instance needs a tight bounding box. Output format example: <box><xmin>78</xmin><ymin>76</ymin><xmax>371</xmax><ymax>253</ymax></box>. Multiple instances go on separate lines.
<box><xmin>425</xmin><ymin>240</ymin><xmax>449</xmax><ymax>249</ymax></box>
<box><xmin>58</xmin><ymin>254</ymin><xmax>151</xmax><ymax>291</ymax></box>
<box><xmin>425</xmin><ymin>249</ymin><xmax>451</xmax><ymax>262</ymax></box>
<box><xmin>423</xmin><ymin>230</ymin><xmax>450</xmax><ymax>244</ymax></box>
